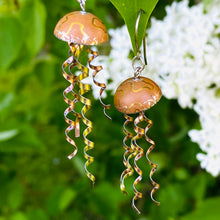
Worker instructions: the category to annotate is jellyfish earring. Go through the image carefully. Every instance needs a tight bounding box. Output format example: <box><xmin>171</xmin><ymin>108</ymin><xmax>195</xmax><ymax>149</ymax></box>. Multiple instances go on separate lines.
<box><xmin>54</xmin><ymin>1</ymin><xmax>110</xmax><ymax>183</ymax></box>
<box><xmin>114</xmin><ymin>53</ymin><xmax>162</xmax><ymax>214</ymax></box>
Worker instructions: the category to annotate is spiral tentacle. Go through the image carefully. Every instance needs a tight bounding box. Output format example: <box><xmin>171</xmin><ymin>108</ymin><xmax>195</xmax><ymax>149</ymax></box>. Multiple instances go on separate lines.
<box><xmin>62</xmin><ymin>47</ymin><xmax>81</xmax><ymax>159</ymax></box>
<box><xmin>120</xmin><ymin>114</ymin><xmax>134</xmax><ymax>194</ymax></box>
<box><xmin>76</xmin><ymin>49</ymin><xmax>95</xmax><ymax>183</ymax></box>
<box><xmin>144</xmin><ymin>114</ymin><xmax>160</xmax><ymax>206</ymax></box>
<box><xmin>131</xmin><ymin>112</ymin><xmax>145</xmax><ymax>215</ymax></box>
<box><xmin>87</xmin><ymin>47</ymin><xmax>111</xmax><ymax>120</ymax></box>
<box><xmin>63</xmin><ymin>85</ymin><xmax>78</xmax><ymax>159</ymax></box>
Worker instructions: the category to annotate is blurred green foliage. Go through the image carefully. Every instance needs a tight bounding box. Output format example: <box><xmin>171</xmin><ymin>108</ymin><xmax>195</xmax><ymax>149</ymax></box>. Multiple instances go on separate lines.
<box><xmin>0</xmin><ymin>0</ymin><xmax>219</xmax><ymax>219</ymax></box>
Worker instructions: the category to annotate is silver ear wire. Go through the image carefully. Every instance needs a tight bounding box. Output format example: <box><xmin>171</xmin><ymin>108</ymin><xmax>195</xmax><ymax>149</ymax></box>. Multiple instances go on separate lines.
<box><xmin>132</xmin><ymin>53</ymin><xmax>145</xmax><ymax>78</ymax></box>
<box><xmin>77</xmin><ymin>0</ymin><xmax>86</xmax><ymax>11</ymax></box>
<box><xmin>135</xmin><ymin>9</ymin><xmax>148</xmax><ymax>66</ymax></box>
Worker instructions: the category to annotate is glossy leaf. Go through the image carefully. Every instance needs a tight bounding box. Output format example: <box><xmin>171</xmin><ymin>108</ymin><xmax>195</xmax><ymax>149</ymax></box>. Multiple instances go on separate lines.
<box><xmin>27</xmin><ymin>209</ymin><xmax>48</xmax><ymax>220</ymax></box>
<box><xmin>0</xmin><ymin>16</ymin><xmax>23</xmax><ymax>70</ymax></box>
<box><xmin>18</xmin><ymin>0</ymin><xmax>46</xmax><ymax>56</ymax></box>
<box><xmin>0</xmin><ymin>125</ymin><xmax>44</xmax><ymax>152</ymax></box>
<box><xmin>9</xmin><ymin>212</ymin><xmax>27</xmax><ymax>220</ymax></box>
<box><xmin>0</xmin><ymin>93</ymin><xmax>14</xmax><ymax>113</ymax></box>
<box><xmin>109</xmin><ymin>0</ymin><xmax>159</xmax><ymax>54</ymax></box>
<box><xmin>7</xmin><ymin>180</ymin><xmax>24</xmax><ymax>210</ymax></box>
<box><xmin>181</xmin><ymin>197</ymin><xmax>220</xmax><ymax>220</ymax></box>
<box><xmin>0</xmin><ymin>129</ymin><xmax>19</xmax><ymax>142</ymax></box>
<box><xmin>59</xmin><ymin>188</ymin><xmax>76</xmax><ymax>211</ymax></box>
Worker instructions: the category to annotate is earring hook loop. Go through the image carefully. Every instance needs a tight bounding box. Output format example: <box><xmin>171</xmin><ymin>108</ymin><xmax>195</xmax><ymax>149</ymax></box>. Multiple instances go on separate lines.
<box><xmin>135</xmin><ymin>9</ymin><xmax>148</xmax><ymax>66</ymax></box>
<box><xmin>77</xmin><ymin>0</ymin><xmax>86</xmax><ymax>11</ymax></box>
<box><xmin>132</xmin><ymin>53</ymin><xmax>145</xmax><ymax>78</ymax></box>
<box><xmin>135</xmin><ymin>9</ymin><xmax>142</xmax><ymax>54</ymax></box>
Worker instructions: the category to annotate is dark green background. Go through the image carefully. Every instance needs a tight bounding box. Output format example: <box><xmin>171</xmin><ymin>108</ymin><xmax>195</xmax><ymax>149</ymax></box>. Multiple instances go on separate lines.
<box><xmin>0</xmin><ymin>0</ymin><xmax>219</xmax><ymax>219</ymax></box>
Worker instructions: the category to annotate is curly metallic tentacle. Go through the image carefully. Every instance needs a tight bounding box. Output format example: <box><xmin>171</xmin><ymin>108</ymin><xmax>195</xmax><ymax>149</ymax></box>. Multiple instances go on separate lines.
<box><xmin>64</xmin><ymin>62</ymin><xmax>81</xmax><ymax>134</ymax></box>
<box><xmin>77</xmin><ymin>51</ymin><xmax>95</xmax><ymax>183</ymax></box>
<box><xmin>120</xmin><ymin>114</ymin><xmax>134</xmax><ymax>194</ymax></box>
<box><xmin>121</xmin><ymin>114</ymin><xmax>139</xmax><ymax>195</ymax></box>
<box><xmin>131</xmin><ymin>112</ymin><xmax>145</xmax><ymax>215</ymax></box>
<box><xmin>70</xmin><ymin>43</ymin><xmax>83</xmax><ymax>58</ymax></box>
<box><xmin>87</xmin><ymin>47</ymin><xmax>111</xmax><ymax>120</ymax></box>
<box><xmin>64</xmin><ymin>85</ymin><xmax>78</xmax><ymax>159</ymax></box>
<box><xmin>62</xmin><ymin>51</ymin><xmax>81</xmax><ymax>159</ymax></box>
<box><xmin>143</xmin><ymin>114</ymin><xmax>160</xmax><ymax>206</ymax></box>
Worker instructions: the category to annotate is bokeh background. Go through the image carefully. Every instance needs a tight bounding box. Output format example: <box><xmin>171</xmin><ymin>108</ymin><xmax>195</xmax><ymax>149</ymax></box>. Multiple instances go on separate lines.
<box><xmin>0</xmin><ymin>0</ymin><xmax>220</xmax><ymax>219</ymax></box>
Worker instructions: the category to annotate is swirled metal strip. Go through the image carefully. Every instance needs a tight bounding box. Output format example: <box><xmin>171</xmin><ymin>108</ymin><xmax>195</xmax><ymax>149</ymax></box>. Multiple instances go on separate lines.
<box><xmin>63</xmin><ymin>85</ymin><xmax>78</xmax><ymax>159</ymax></box>
<box><xmin>143</xmin><ymin>114</ymin><xmax>160</xmax><ymax>206</ymax></box>
<box><xmin>64</xmin><ymin>62</ymin><xmax>81</xmax><ymax>132</ymax></box>
<box><xmin>120</xmin><ymin>114</ymin><xmax>134</xmax><ymax>194</ymax></box>
<box><xmin>62</xmin><ymin>51</ymin><xmax>81</xmax><ymax>159</ymax></box>
<box><xmin>131</xmin><ymin>112</ymin><xmax>145</xmax><ymax>215</ymax></box>
<box><xmin>87</xmin><ymin>47</ymin><xmax>111</xmax><ymax>120</ymax></box>
<box><xmin>76</xmin><ymin>53</ymin><xmax>95</xmax><ymax>183</ymax></box>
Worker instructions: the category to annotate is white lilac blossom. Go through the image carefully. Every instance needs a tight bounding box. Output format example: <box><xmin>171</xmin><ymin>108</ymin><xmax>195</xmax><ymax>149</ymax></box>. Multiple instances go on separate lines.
<box><xmin>147</xmin><ymin>0</ymin><xmax>220</xmax><ymax>108</ymax></box>
<box><xmin>148</xmin><ymin>0</ymin><xmax>220</xmax><ymax>177</ymax></box>
<box><xmin>90</xmin><ymin>0</ymin><xmax>220</xmax><ymax>176</ymax></box>
<box><xmin>188</xmin><ymin>88</ymin><xmax>220</xmax><ymax>176</ymax></box>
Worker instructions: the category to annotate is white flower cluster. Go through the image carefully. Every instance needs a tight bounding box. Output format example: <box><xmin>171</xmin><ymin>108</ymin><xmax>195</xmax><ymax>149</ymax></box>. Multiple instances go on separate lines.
<box><xmin>90</xmin><ymin>0</ymin><xmax>220</xmax><ymax>176</ymax></box>
<box><xmin>147</xmin><ymin>0</ymin><xmax>220</xmax><ymax>176</ymax></box>
<box><xmin>189</xmin><ymin>89</ymin><xmax>220</xmax><ymax>176</ymax></box>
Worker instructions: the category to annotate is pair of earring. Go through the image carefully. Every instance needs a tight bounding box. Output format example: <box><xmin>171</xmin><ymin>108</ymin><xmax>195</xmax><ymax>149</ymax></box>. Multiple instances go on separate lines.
<box><xmin>54</xmin><ymin>1</ymin><xmax>161</xmax><ymax>214</ymax></box>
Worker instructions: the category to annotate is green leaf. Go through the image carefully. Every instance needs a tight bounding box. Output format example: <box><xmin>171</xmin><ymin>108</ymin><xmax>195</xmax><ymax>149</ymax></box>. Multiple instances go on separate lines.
<box><xmin>47</xmin><ymin>186</ymin><xmax>77</xmax><ymax>216</ymax></box>
<box><xmin>27</xmin><ymin>209</ymin><xmax>48</xmax><ymax>220</ymax></box>
<box><xmin>59</xmin><ymin>188</ymin><xmax>76</xmax><ymax>211</ymax></box>
<box><xmin>150</xmin><ymin>183</ymin><xmax>188</xmax><ymax>219</ymax></box>
<box><xmin>181</xmin><ymin>197</ymin><xmax>220</xmax><ymax>220</ymax></box>
<box><xmin>7</xmin><ymin>180</ymin><xmax>24</xmax><ymax>210</ymax></box>
<box><xmin>0</xmin><ymin>16</ymin><xmax>23</xmax><ymax>70</ymax></box>
<box><xmin>0</xmin><ymin>124</ymin><xmax>45</xmax><ymax>152</ymax></box>
<box><xmin>72</xmin><ymin>157</ymin><xmax>85</xmax><ymax>176</ymax></box>
<box><xmin>66</xmin><ymin>210</ymin><xmax>83</xmax><ymax>220</ymax></box>
<box><xmin>185</xmin><ymin>173</ymin><xmax>208</xmax><ymax>202</ymax></box>
<box><xmin>33</xmin><ymin>56</ymin><xmax>56</xmax><ymax>87</ymax></box>
<box><xmin>9</xmin><ymin>212</ymin><xmax>27</xmax><ymax>220</ymax></box>
<box><xmin>0</xmin><ymin>93</ymin><xmax>14</xmax><ymax>112</ymax></box>
<box><xmin>91</xmin><ymin>182</ymin><xmax>125</xmax><ymax>217</ymax></box>
<box><xmin>0</xmin><ymin>130</ymin><xmax>19</xmax><ymax>142</ymax></box>
<box><xmin>109</xmin><ymin>0</ymin><xmax>159</xmax><ymax>54</ymax></box>
<box><xmin>18</xmin><ymin>0</ymin><xmax>46</xmax><ymax>56</ymax></box>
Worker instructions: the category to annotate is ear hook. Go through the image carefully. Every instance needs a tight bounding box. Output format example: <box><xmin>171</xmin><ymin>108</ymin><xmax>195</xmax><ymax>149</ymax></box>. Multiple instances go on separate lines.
<box><xmin>135</xmin><ymin>9</ymin><xmax>148</xmax><ymax>65</ymax></box>
<box><xmin>77</xmin><ymin>0</ymin><xmax>86</xmax><ymax>11</ymax></box>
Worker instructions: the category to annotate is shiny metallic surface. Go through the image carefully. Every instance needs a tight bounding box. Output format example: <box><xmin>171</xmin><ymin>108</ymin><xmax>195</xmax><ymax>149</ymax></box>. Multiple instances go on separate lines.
<box><xmin>54</xmin><ymin>11</ymin><xmax>108</xmax><ymax>45</ymax></box>
<box><xmin>114</xmin><ymin>76</ymin><xmax>162</xmax><ymax>114</ymax></box>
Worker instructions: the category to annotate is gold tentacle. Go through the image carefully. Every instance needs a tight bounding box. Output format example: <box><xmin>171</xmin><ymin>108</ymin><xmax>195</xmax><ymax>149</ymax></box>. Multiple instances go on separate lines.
<box><xmin>62</xmin><ymin>52</ymin><xmax>80</xmax><ymax>159</ymax></box>
<box><xmin>87</xmin><ymin>47</ymin><xmax>111</xmax><ymax>120</ymax></box>
<box><xmin>131</xmin><ymin>112</ymin><xmax>145</xmax><ymax>215</ymax></box>
<box><xmin>66</xmin><ymin>62</ymin><xmax>81</xmax><ymax>135</ymax></box>
<box><xmin>77</xmin><ymin>51</ymin><xmax>95</xmax><ymax>183</ymax></box>
<box><xmin>68</xmin><ymin>46</ymin><xmax>82</xmax><ymax>136</ymax></box>
<box><xmin>120</xmin><ymin>114</ymin><xmax>134</xmax><ymax>194</ymax></box>
<box><xmin>63</xmin><ymin>85</ymin><xmax>78</xmax><ymax>159</ymax></box>
<box><xmin>143</xmin><ymin>114</ymin><xmax>160</xmax><ymax>206</ymax></box>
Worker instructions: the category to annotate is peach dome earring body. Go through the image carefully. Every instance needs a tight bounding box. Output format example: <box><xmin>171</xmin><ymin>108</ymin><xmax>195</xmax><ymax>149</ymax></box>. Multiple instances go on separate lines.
<box><xmin>54</xmin><ymin>1</ymin><xmax>110</xmax><ymax>184</ymax></box>
<box><xmin>114</xmin><ymin>76</ymin><xmax>162</xmax><ymax>114</ymax></box>
<box><xmin>114</xmin><ymin>54</ymin><xmax>162</xmax><ymax>214</ymax></box>
<box><xmin>54</xmin><ymin>11</ymin><xmax>108</xmax><ymax>45</ymax></box>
